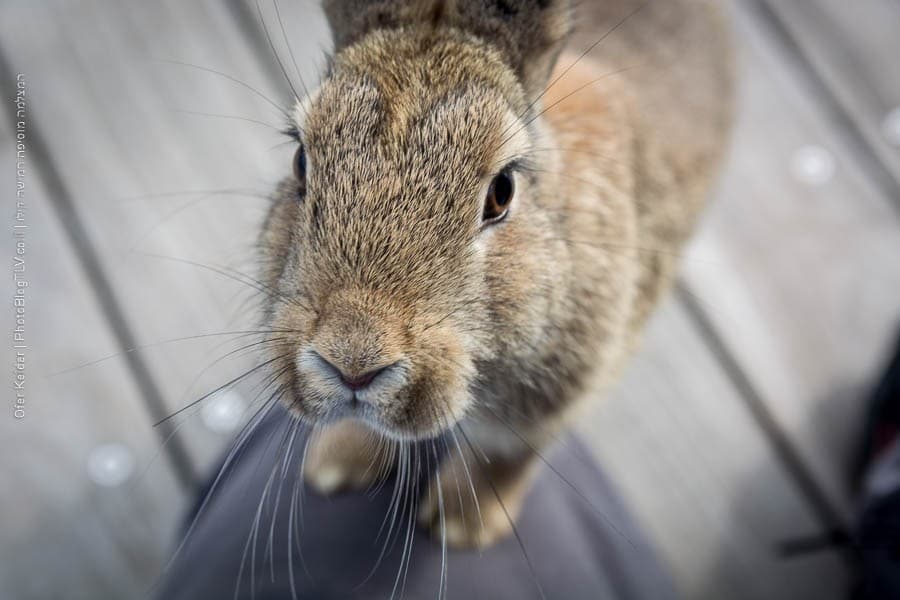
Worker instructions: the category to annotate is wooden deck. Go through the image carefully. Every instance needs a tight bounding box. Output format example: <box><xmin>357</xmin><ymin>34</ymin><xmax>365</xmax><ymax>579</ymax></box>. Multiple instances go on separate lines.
<box><xmin>3</xmin><ymin>1</ymin><xmax>899</xmax><ymax>598</ymax></box>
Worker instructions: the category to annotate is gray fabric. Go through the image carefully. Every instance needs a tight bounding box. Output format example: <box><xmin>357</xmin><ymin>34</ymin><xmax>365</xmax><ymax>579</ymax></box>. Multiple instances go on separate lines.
<box><xmin>157</xmin><ymin>406</ymin><xmax>677</xmax><ymax>599</ymax></box>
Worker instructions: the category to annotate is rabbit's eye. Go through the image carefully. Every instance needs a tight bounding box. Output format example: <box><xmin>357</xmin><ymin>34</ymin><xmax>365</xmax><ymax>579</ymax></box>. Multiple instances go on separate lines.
<box><xmin>293</xmin><ymin>144</ymin><xmax>307</xmax><ymax>192</ymax></box>
<box><xmin>482</xmin><ymin>169</ymin><xmax>514</xmax><ymax>224</ymax></box>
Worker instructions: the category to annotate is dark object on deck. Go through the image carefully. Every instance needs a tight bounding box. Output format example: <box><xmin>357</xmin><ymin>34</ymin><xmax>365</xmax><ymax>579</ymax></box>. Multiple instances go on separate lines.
<box><xmin>852</xmin><ymin>330</ymin><xmax>900</xmax><ymax>600</ymax></box>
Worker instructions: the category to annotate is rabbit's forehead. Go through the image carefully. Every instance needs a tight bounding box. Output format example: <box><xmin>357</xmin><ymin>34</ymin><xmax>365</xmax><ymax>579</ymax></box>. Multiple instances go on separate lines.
<box><xmin>302</xmin><ymin>27</ymin><xmax>527</xmax><ymax>170</ymax></box>
<box><xmin>302</xmin><ymin>74</ymin><xmax>526</xmax><ymax>198</ymax></box>
<box><xmin>308</xmin><ymin>74</ymin><xmax>513</xmax><ymax>157</ymax></box>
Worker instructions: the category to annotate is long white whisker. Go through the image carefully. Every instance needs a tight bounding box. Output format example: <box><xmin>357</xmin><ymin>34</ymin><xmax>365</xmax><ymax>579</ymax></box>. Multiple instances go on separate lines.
<box><xmin>433</xmin><ymin>442</ymin><xmax>448</xmax><ymax>600</ymax></box>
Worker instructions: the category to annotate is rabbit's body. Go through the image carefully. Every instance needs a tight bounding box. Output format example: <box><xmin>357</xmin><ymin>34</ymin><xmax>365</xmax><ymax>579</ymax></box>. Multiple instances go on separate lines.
<box><xmin>566</xmin><ymin>0</ymin><xmax>734</xmax><ymax>331</ymax></box>
<box><xmin>259</xmin><ymin>0</ymin><xmax>733</xmax><ymax>548</ymax></box>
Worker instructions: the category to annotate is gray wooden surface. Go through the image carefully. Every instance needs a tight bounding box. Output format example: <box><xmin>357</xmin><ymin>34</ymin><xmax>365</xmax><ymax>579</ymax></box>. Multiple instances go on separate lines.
<box><xmin>3</xmin><ymin>1</ymin><xmax>898</xmax><ymax>598</ymax></box>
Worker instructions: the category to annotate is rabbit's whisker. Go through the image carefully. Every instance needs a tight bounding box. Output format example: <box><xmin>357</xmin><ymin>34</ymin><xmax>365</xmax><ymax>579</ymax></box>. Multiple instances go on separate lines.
<box><xmin>47</xmin><ymin>328</ymin><xmax>298</xmax><ymax>377</ymax></box>
<box><xmin>500</xmin><ymin>63</ymin><xmax>640</xmax><ymax>149</ymax></box>
<box><xmin>174</xmin><ymin>109</ymin><xmax>284</xmax><ymax>132</ymax></box>
<box><xmin>501</xmin><ymin>2</ymin><xmax>650</xmax><ymax>139</ymax></box>
<box><xmin>156</xmin><ymin>58</ymin><xmax>290</xmax><ymax>120</ymax></box>
<box><xmin>149</xmin><ymin>391</ymin><xmax>287</xmax><ymax>596</ymax></box>
<box><xmin>253</xmin><ymin>0</ymin><xmax>303</xmax><ymax>107</ymax></box>
<box><xmin>482</xmin><ymin>404</ymin><xmax>638</xmax><ymax>550</ymax></box>
<box><xmin>120</xmin><ymin>187</ymin><xmax>269</xmax><ymax>203</ymax></box>
<box><xmin>131</xmin><ymin>337</ymin><xmax>293</xmax><ymax>488</ymax></box>
<box><xmin>154</xmin><ymin>353</ymin><xmax>289</xmax><ymax>427</ymax></box>
<box><xmin>140</xmin><ymin>252</ymin><xmax>313</xmax><ymax>312</ymax></box>
<box><xmin>272</xmin><ymin>0</ymin><xmax>313</xmax><ymax>107</ymax></box>
<box><xmin>458</xmin><ymin>424</ymin><xmax>547</xmax><ymax>600</ymax></box>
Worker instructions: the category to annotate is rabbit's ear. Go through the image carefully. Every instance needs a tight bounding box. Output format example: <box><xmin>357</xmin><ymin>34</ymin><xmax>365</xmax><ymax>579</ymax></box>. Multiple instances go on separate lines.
<box><xmin>323</xmin><ymin>0</ymin><xmax>572</xmax><ymax>97</ymax></box>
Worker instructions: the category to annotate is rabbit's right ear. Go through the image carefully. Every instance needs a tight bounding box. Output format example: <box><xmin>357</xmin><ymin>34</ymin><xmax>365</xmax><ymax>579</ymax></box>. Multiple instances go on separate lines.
<box><xmin>323</xmin><ymin>0</ymin><xmax>573</xmax><ymax>98</ymax></box>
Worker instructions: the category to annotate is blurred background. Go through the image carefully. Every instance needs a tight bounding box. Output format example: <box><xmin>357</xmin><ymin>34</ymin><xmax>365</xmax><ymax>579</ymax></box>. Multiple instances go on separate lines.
<box><xmin>2</xmin><ymin>0</ymin><xmax>900</xmax><ymax>598</ymax></box>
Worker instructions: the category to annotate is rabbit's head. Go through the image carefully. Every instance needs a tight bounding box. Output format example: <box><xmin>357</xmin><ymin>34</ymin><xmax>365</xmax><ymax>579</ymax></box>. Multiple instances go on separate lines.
<box><xmin>260</xmin><ymin>0</ymin><xmax>579</xmax><ymax>439</ymax></box>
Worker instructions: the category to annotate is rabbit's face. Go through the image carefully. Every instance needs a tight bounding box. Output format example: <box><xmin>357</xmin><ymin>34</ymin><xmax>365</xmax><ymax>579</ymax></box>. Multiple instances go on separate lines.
<box><xmin>261</xmin><ymin>30</ymin><xmax>569</xmax><ymax>440</ymax></box>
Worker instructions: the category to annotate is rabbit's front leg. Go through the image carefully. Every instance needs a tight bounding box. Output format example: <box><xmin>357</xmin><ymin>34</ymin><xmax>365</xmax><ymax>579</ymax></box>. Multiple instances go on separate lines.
<box><xmin>418</xmin><ymin>424</ymin><xmax>541</xmax><ymax>549</ymax></box>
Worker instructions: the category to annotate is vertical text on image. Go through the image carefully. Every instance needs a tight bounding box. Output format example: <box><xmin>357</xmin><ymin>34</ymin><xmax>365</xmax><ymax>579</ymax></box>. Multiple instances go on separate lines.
<box><xmin>12</xmin><ymin>72</ymin><xmax>27</xmax><ymax>420</ymax></box>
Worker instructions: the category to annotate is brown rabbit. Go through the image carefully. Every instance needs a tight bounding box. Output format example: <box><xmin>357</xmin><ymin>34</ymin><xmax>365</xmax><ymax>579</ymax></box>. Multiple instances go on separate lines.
<box><xmin>258</xmin><ymin>0</ymin><xmax>733</xmax><ymax>549</ymax></box>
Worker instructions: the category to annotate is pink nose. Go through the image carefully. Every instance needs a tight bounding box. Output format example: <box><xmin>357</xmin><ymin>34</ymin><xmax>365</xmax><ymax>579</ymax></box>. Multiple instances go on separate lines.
<box><xmin>315</xmin><ymin>352</ymin><xmax>393</xmax><ymax>391</ymax></box>
<box><xmin>340</xmin><ymin>369</ymin><xmax>382</xmax><ymax>390</ymax></box>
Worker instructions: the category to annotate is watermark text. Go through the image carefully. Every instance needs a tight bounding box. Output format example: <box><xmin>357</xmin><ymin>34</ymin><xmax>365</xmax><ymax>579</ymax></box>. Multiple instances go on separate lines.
<box><xmin>12</xmin><ymin>73</ymin><xmax>27</xmax><ymax>420</ymax></box>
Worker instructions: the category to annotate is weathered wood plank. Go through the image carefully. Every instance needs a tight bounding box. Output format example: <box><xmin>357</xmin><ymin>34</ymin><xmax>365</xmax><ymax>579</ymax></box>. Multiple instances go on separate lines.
<box><xmin>582</xmin><ymin>299</ymin><xmax>848</xmax><ymax>600</ymax></box>
<box><xmin>0</xmin><ymin>0</ymin><xmax>332</xmax><ymax>472</ymax></box>
<box><xmin>759</xmin><ymin>0</ymin><xmax>900</xmax><ymax>191</ymax></box>
<box><xmin>679</xmin><ymin>1</ymin><xmax>900</xmax><ymax>522</ymax></box>
<box><xmin>0</xmin><ymin>117</ymin><xmax>184</xmax><ymax>599</ymax></box>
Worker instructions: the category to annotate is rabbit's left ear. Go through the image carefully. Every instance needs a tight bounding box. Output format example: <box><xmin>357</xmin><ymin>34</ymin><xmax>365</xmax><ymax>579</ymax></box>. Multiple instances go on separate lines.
<box><xmin>323</xmin><ymin>0</ymin><xmax>572</xmax><ymax>98</ymax></box>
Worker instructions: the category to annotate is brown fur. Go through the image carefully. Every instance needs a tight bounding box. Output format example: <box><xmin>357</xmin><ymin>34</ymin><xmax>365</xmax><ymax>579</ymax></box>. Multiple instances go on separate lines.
<box><xmin>258</xmin><ymin>0</ymin><xmax>733</xmax><ymax>548</ymax></box>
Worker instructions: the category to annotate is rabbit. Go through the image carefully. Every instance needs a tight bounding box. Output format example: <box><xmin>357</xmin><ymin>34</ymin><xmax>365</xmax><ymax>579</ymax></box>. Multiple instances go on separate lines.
<box><xmin>258</xmin><ymin>0</ymin><xmax>734</xmax><ymax>549</ymax></box>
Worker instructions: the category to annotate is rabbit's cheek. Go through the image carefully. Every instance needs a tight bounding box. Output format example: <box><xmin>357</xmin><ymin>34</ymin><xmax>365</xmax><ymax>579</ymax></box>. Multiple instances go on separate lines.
<box><xmin>375</xmin><ymin>356</ymin><xmax>474</xmax><ymax>439</ymax></box>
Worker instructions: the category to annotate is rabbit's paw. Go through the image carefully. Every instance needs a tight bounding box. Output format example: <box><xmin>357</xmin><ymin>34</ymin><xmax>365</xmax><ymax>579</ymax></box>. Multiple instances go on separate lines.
<box><xmin>417</xmin><ymin>451</ymin><xmax>527</xmax><ymax>549</ymax></box>
<box><xmin>303</xmin><ymin>420</ymin><xmax>391</xmax><ymax>494</ymax></box>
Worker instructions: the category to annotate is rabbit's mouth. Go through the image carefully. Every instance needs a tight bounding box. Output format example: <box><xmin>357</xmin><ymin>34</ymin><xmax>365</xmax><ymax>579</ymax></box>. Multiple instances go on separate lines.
<box><xmin>283</xmin><ymin>343</ymin><xmax>475</xmax><ymax>441</ymax></box>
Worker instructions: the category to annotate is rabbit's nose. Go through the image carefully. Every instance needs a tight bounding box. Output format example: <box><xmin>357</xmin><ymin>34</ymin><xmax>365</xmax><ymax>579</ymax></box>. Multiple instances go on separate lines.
<box><xmin>316</xmin><ymin>352</ymin><xmax>395</xmax><ymax>391</ymax></box>
<box><xmin>338</xmin><ymin>365</ymin><xmax>387</xmax><ymax>391</ymax></box>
